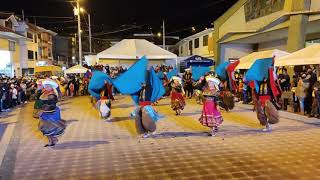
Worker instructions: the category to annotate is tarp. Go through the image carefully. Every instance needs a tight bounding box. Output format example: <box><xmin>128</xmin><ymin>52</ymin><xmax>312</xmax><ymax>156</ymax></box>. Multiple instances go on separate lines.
<box><xmin>97</xmin><ymin>39</ymin><xmax>177</xmax><ymax>60</ymax></box>
<box><xmin>150</xmin><ymin>68</ymin><xmax>166</xmax><ymax>103</ymax></box>
<box><xmin>245</xmin><ymin>58</ymin><xmax>273</xmax><ymax>82</ymax></box>
<box><xmin>35</xmin><ymin>65</ymin><xmax>62</xmax><ymax>73</ymax></box>
<box><xmin>65</xmin><ymin>65</ymin><xmax>88</xmax><ymax>74</ymax></box>
<box><xmin>236</xmin><ymin>49</ymin><xmax>289</xmax><ymax>70</ymax></box>
<box><xmin>192</xmin><ymin>66</ymin><xmax>210</xmax><ymax>81</ymax></box>
<box><xmin>215</xmin><ymin>62</ymin><xmax>230</xmax><ymax>80</ymax></box>
<box><xmin>275</xmin><ymin>44</ymin><xmax>320</xmax><ymax>66</ymax></box>
<box><xmin>166</xmin><ymin>68</ymin><xmax>178</xmax><ymax>80</ymax></box>
<box><xmin>183</xmin><ymin>55</ymin><xmax>214</xmax><ymax>68</ymax></box>
<box><xmin>88</xmin><ymin>71</ymin><xmax>113</xmax><ymax>100</ymax></box>
<box><xmin>112</xmin><ymin>56</ymin><xmax>148</xmax><ymax>95</ymax></box>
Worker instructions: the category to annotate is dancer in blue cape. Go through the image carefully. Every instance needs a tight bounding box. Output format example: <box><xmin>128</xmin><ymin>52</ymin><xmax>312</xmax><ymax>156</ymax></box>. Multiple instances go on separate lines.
<box><xmin>245</xmin><ymin>58</ymin><xmax>281</xmax><ymax>132</ymax></box>
<box><xmin>113</xmin><ymin>57</ymin><xmax>165</xmax><ymax>138</ymax></box>
<box><xmin>88</xmin><ymin>71</ymin><xmax>114</xmax><ymax>120</ymax></box>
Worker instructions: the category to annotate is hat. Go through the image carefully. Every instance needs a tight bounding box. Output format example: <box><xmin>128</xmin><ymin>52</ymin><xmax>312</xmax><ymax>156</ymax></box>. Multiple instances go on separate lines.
<box><xmin>41</xmin><ymin>104</ymin><xmax>57</xmax><ymax>113</ymax></box>
<box><xmin>185</xmin><ymin>68</ymin><xmax>191</xmax><ymax>71</ymax></box>
<box><xmin>51</xmin><ymin>76</ymin><xmax>58</xmax><ymax>80</ymax></box>
<box><xmin>206</xmin><ymin>76</ymin><xmax>221</xmax><ymax>87</ymax></box>
<box><xmin>42</xmin><ymin>79</ymin><xmax>58</xmax><ymax>89</ymax></box>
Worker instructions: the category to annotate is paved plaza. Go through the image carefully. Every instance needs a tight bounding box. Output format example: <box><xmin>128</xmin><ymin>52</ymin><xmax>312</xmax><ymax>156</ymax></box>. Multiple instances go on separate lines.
<box><xmin>0</xmin><ymin>96</ymin><xmax>320</xmax><ymax>179</ymax></box>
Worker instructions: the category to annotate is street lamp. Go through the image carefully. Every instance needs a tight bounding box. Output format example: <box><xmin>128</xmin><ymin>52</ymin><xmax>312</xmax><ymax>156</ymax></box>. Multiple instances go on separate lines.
<box><xmin>79</xmin><ymin>8</ymin><xmax>92</xmax><ymax>54</ymax></box>
<box><xmin>74</xmin><ymin>0</ymin><xmax>82</xmax><ymax>66</ymax></box>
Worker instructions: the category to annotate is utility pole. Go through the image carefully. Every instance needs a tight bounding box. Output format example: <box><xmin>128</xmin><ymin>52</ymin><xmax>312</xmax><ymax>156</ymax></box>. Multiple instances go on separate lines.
<box><xmin>22</xmin><ymin>10</ymin><xmax>25</xmax><ymax>21</ymax></box>
<box><xmin>162</xmin><ymin>20</ymin><xmax>166</xmax><ymax>50</ymax></box>
<box><xmin>88</xmin><ymin>14</ymin><xmax>92</xmax><ymax>54</ymax></box>
<box><xmin>76</xmin><ymin>0</ymin><xmax>82</xmax><ymax>66</ymax></box>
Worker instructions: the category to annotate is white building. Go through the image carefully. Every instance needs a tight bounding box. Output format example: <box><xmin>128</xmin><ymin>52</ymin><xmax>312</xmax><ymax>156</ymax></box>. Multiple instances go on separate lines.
<box><xmin>176</xmin><ymin>28</ymin><xmax>214</xmax><ymax>60</ymax></box>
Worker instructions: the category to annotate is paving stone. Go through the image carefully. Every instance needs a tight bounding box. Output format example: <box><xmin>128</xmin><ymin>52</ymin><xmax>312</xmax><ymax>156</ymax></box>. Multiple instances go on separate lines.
<box><xmin>0</xmin><ymin>96</ymin><xmax>318</xmax><ymax>179</ymax></box>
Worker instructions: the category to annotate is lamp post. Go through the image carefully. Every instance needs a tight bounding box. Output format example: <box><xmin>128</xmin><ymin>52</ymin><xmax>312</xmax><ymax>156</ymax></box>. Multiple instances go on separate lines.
<box><xmin>75</xmin><ymin>0</ymin><xmax>82</xmax><ymax>66</ymax></box>
<box><xmin>80</xmin><ymin>8</ymin><xmax>92</xmax><ymax>54</ymax></box>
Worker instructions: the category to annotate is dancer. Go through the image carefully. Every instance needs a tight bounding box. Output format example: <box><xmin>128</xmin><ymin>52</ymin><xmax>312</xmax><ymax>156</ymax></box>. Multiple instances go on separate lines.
<box><xmin>33</xmin><ymin>80</ymin><xmax>44</xmax><ymax>118</ymax></box>
<box><xmin>170</xmin><ymin>76</ymin><xmax>185</xmax><ymax>115</ymax></box>
<box><xmin>183</xmin><ymin>68</ymin><xmax>193</xmax><ymax>98</ymax></box>
<box><xmin>97</xmin><ymin>80</ymin><xmax>114</xmax><ymax>121</ymax></box>
<box><xmin>88</xmin><ymin>71</ymin><xmax>113</xmax><ymax>121</ymax></box>
<box><xmin>245</xmin><ymin>58</ymin><xmax>281</xmax><ymax>132</ymax></box>
<box><xmin>112</xmin><ymin>57</ymin><xmax>165</xmax><ymax>138</ymax></box>
<box><xmin>38</xmin><ymin>80</ymin><xmax>66</xmax><ymax>147</ymax></box>
<box><xmin>198</xmin><ymin>76</ymin><xmax>223</xmax><ymax>136</ymax></box>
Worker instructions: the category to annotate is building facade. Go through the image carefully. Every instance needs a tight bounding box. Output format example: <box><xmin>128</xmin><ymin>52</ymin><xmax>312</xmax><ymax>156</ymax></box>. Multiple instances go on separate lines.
<box><xmin>0</xmin><ymin>13</ymin><xmax>25</xmax><ymax>77</ymax></box>
<box><xmin>213</xmin><ymin>0</ymin><xmax>320</xmax><ymax>65</ymax></box>
<box><xmin>53</xmin><ymin>35</ymin><xmax>76</xmax><ymax>67</ymax></box>
<box><xmin>14</xmin><ymin>20</ymin><xmax>57</xmax><ymax>75</ymax></box>
<box><xmin>176</xmin><ymin>28</ymin><xmax>215</xmax><ymax>60</ymax></box>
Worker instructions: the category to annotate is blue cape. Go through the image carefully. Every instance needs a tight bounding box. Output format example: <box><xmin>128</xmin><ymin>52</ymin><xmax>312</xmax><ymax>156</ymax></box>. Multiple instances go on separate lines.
<box><xmin>215</xmin><ymin>62</ymin><xmax>230</xmax><ymax>80</ymax></box>
<box><xmin>150</xmin><ymin>68</ymin><xmax>165</xmax><ymax>103</ymax></box>
<box><xmin>245</xmin><ymin>58</ymin><xmax>273</xmax><ymax>82</ymax></box>
<box><xmin>88</xmin><ymin>71</ymin><xmax>113</xmax><ymax>99</ymax></box>
<box><xmin>192</xmin><ymin>66</ymin><xmax>210</xmax><ymax>81</ymax></box>
<box><xmin>166</xmin><ymin>68</ymin><xmax>178</xmax><ymax>80</ymax></box>
<box><xmin>156</xmin><ymin>71</ymin><xmax>164</xmax><ymax>79</ymax></box>
<box><xmin>131</xmin><ymin>68</ymin><xmax>166</xmax><ymax>105</ymax></box>
<box><xmin>113</xmin><ymin>56</ymin><xmax>148</xmax><ymax>95</ymax></box>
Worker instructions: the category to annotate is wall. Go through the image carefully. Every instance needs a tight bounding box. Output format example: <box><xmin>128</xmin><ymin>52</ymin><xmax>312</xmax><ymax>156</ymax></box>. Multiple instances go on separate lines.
<box><xmin>220</xmin><ymin>43</ymin><xmax>253</xmax><ymax>62</ymax></box>
<box><xmin>0</xmin><ymin>37</ymin><xmax>22</xmax><ymax>76</ymax></box>
<box><xmin>258</xmin><ymin>39</ymin><xmax>287</xmax><ymax>51</ymax></box>
<box><xmin>178</xmin><ymin>32</ymin><xmax>214</xmax><ymax>58</ymax></box>
<box><xmin>311</xmin><ymin>0</ymin><xmax>320</xmax><ymax>10</ymax></box>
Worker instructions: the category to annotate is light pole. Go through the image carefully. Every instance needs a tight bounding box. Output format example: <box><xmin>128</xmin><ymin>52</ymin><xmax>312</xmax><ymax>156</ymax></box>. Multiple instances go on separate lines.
<box><xmin>88</xmin><ymin>14</ymin><xmax>92</xmax><ymax>54</ymax></box>
<box><xmin>162</xmin><ymin>20</ymin><xmax>165</xmax><ymax>50</ymax></box>
<box><xmin>80</xmin><ymin>8</ymin><xmax>92</xmax><ymax>54</ymax></box>
<box><xmin>76</xmin><ymin>0</ymin><xmax>82</xmax><ymax>66</ymax></box>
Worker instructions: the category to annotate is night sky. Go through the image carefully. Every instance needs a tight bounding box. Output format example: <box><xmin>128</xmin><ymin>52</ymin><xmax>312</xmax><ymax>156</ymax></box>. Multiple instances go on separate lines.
<box><xmin>1</xmin><ymin>0</ymin><xmax>237</xmax><ymax>40</ymax></box>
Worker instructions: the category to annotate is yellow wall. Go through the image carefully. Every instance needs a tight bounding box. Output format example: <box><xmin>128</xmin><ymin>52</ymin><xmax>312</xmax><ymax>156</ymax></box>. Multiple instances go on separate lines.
<box><xmin>0</xmin><ymin>38</ymin><xmax>9</xmax><ymax>50</ymax></box>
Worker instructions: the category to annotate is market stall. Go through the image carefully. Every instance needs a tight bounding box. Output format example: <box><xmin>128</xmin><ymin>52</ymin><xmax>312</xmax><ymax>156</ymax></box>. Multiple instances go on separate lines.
<box><xmin>65</xmin><ymin>65</ymin><xmax>88</xmax><ymax>74</ymax></box>
<box><xmin>97</xmin><ymin>39</ymin><xmax>177</xmax><ymax>67</ymax></box>
<box><xmin>275</xmin><ymin>44</ymin><xmax>320</xmax><ymax>66</ymax></box>
<box><xmin>35</xmin><ymin>65</ymin><xmax>63</xmax><ymax>77</ymax></box>
<box><xmin>235</xmin><ymin>49</ymin><xmax>289</xmax><ymax>70</ymax></box>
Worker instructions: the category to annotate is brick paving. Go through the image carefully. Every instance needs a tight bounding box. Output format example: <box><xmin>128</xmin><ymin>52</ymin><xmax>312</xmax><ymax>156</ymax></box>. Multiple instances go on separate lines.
<box><xmin>0</xmin><ymin>96</ymin><xmax>320</xmax><ymax>179</ymax></box>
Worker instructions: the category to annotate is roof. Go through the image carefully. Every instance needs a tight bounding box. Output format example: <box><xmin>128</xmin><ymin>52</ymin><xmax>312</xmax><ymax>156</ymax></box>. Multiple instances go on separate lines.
<box><xmin>0</xmin><ymin>24</ymin><xmax>25</xmax><ymax>38</ymax></box>
<box><xmin>26</xmin><ymin>22</ymin><xmax>39</xmax><ymax>32</ymax></box>
<box><xmin>176</xmin><ymin>28</ymin><xmax>214</xmax><ymax>46</ymax></box>
<box><xmin>235</xmin><ymin>49</ymin><xmax>290</xmax><ymax>69</ymax></box>
<box><xmin>97</xmin><ymin>39</ymin><xmax>177</xmax><ymax>60</ymax></box>
<box><xmin>0</xmin><ymin>12</ymin><xmax>14</xmax><ymax>20</ymax></box>
<box><xmin>275</xmin><ymin>44</ymin><xmax>320</xmax><ymax>66</ymax></box>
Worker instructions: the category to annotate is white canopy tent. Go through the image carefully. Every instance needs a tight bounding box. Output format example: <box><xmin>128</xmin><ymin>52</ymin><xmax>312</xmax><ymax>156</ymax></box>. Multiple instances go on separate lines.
<box><xmin>235</xmin><ymin>49</ymin><xmax>290</xmax><ymax>69</ymax></box>
<box><xmin>97</xmin><ymin>39</ymin><xmax>177</xmax><ymax>66</ymax></box>
<box><xmin>64</xmin><ymin>65</ymin><xmax>88</xmax><ymax>74</ymax></box>
<box><xmin>275</xmin><ymin>44</ymin><xmax>320</xmax><ymax>66</ymax></box>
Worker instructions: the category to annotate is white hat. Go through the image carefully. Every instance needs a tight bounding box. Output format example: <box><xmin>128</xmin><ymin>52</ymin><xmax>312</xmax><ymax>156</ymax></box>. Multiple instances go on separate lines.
<box><xmin>42</xmin><ymin>80</ymin><xmax>58</xmax><ymax>89</ymax></box>
<box><xmin>206</xmin><ymin>76</ymin><xmax>221</xmax><ymax>85</ymax></box>
<box><xmin>185</xmin><ymin>68</ymin><xmax>191</xmax><ymax>71</ymax></box>
<box><xmin>51</xmin><ymin>76</ymin><xmax>58</xmax><ymax>80</ymax></box>
<box><xmin>171</xmin><ymin>76</ymin><xmax>182</xmax><ymax>84</ymax></box>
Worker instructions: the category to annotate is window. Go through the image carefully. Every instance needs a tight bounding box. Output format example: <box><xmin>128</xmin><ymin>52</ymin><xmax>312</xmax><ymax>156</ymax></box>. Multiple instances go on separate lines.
<box><xmin>34</xmin><ymin>35</ymin><xmax>37</xmax><ymax>43</ymax></box>
<box><xmin>35</xmin><ymin>51</ymin><xmax>38</xmax><ymax>60</ymax></box>
<box><xmin>48</xmin><ymin>49</ymin><xmax>52</xmax><ymax>57</ymax></box>
<box><xmin>189</xmin><ymin>41</ymin><xmax>193</xmax><ymax>50</ymax></box>
<box><xmin>194</xmin><ymin>38</ymin><xmax>199</xmax><ymax>48</ymax></box>
<box><xmin>180</xmin><ymin>46</ymin><xmax>183</xmax><ymax>55</ymax></box>
<box><xmin>203</xmin><ymin>35</ymin><xmax>209</xmax><ymax>46</ymax></box>
<box><xmin>28</xmin><ymin>50</ymin><xmax>34</xmax><ymax>60</ymax></box>
<box><xmin>27</xmin><ymin>32</ymin><xmax>33</xmax><ymax>40</ymax></box>
<box><xmin>8</xmin><ymin>40</ymin><xmax>15</xmax><ymax>51</ymax></box>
